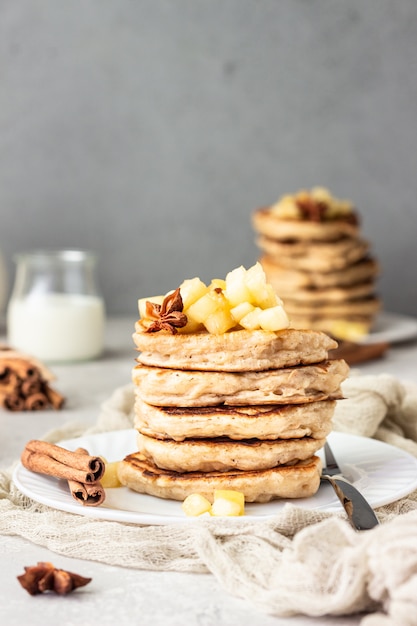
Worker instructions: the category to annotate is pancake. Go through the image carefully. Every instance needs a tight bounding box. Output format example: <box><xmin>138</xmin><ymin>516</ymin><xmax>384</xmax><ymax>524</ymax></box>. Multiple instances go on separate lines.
<box><xmin>252</xmin><ymin>207</ymin><xmax>360</xmax><ymax>241</ymax></box>
<box><xmin>133</xmin><ymin>326</ymin><xmax>337</xmax><ymax>372</ymax></box>
<box><xmin>261</xmin><ymin>256</ymin><xmax>380</xmax><ymax>289</ymax></box>
<box><xmin>283</xmin><ymin>296</ymin><xmax>381</xmax><ymax>318</ymax></box>
<box><xmin>256</xmin><ymin>235</ymin><xmax>369</xmax><ymax>271</ymax></box>
<box><xmin>134</xmin><ymin>397</ymin><xmax>336</xmax><ymax>441</ymax></box>
<box><xmin>269</xmin><ymin>282</ymin><xmax>375</xmax><ymax>304</ymax></box>
<box><xmin>132</xmin><ymin>359</ymin><xmax>349</xmax><ymax>407</ymax></box>
<box><xmin>117</xmin><ymin>452</ymin><xmax>322</xmax><ymax>502</ymax></box>
<box><xmin>253</xmin><ymin>190</ymin><xmax>381</xmax><ymax>342</ymax></box>
<box><xmin>136</xmin><ymin>431</ymin><xmax>326</xmax><ymax>472</ymax></box>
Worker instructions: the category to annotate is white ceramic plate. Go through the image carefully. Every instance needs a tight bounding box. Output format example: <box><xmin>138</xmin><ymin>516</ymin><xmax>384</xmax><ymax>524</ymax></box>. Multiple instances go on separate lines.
<box><xmin>12</xmin><ymin>430</ymin><xmax>417</xmax><ymax>525</ymax></box>
<box><xmin>363</xmin><ymin>311</ymin><xmax>417</xmax><ymax>345</ymax></box>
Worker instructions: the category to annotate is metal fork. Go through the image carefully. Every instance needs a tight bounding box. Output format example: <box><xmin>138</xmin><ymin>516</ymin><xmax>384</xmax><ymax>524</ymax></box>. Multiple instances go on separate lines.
<box><xmin>321</xmin><ymin>441</ymin><xmax>379</xmax><ymax>531</ymax></box>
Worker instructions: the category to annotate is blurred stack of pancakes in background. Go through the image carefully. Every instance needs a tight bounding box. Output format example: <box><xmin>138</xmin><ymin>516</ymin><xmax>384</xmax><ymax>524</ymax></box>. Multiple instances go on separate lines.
<box><xmin>252</xmin><ymin>187</ymin><xmax>381</xmax><ymax>343</ymax></box>
<box><xmin>118</xmin><ymin>271</ymin><xmax>349</xmax><ymax>504</ymax></box>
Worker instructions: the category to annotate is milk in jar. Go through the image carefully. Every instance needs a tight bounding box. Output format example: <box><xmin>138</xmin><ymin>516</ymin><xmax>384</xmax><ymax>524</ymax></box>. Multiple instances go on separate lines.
<box><xmin>7</xmin><ymin>250</ymin><xmax>105</xmax><ymax>362</ymax></box>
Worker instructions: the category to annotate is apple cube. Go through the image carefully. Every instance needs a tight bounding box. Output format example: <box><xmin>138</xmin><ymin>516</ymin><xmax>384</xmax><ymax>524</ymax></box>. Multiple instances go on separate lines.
<box><xmin>239</xmin><ymin>307</ymin><xmax>262</xmax><ymax>330</ymax></box>
<box><xmin>186</xmin><ymin>292</ymin><xmax>221</xmax><ymax>324</ymax></box>
<box><xmin>245</xmin><ymin>263</ymin><xmax>282</xmax><ymax>308</ymax></box>
<box><xmin>211</xmin><ymin>490</ymin><xmax>245</xmax><ymax>517</ymax></box>
<box><xmin>210</xmin><ymin>278</ymin><xmax>227</xmax><ymax>291</ymax></box>
<box><xmin>101</xmin><ymin>461</ymin><xmax>122</xmax><ymax>488</ymax></box>
<box><xmin>179</xmin><ymin>278</ymin><xmax>208</xmax><ymax>309</ymax></box>
<box><xmin>213</xmin><ymin>489</ymin><xmax>245</xmax><ymax>516</ymax></box>
<box><xmin>177</xmin><ymin>318</ymin><xmax>204</xmax><ymax>334</ymax></box>
<box><xmin>258</xmin><ymin>305</ymin><xmax>290</xmax><ymax>331</ymax></box>
<box><xmin>204</xmin><ymin>308</ymin><xmax>236</xmax><ymax>334</ymax></box>
<box><xmin>271</xmin><ymin>196</ymin><xmax>301</xmax><ymax>219</ymax></box>
<box><xmin>224</xmin><ymin>266</ymin><xmax>253</xmax><ymax>306</ymax></box>
<box><xmin>211</xmin><ymin>499</ymin><xmax>241</xmax><ymax>516</ymax></box>
<box><xmin>256</xmin><ymin>283</ymin><xmax>282</xmax><ymax>309</ymax></box>
<box><xmin>230</xmin><ymin>301</ymin><xmax>255</xmax><ymax>323</ymax></box>
<box><xmin>182</xmin><ymin>493</ymin><xmax>212</xmax><ymax>517</ymax></box>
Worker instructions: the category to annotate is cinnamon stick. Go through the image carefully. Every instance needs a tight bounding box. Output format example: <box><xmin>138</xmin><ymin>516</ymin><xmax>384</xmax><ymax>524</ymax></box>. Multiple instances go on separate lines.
<box><xmin>0</xmin><ymin>348</ymin><xmax>55</xmax><ymax>382</ymax></box>
<box><xmin>0</xmin><ymin>364</ymin><xmax>11</xmax><ymax>382</ymax></box>
<box><xmin>24</xmin><ymin>393</ymin><xmax>50</xmax><ymax>411</ymax></box>
<box><xmin>4</xmin><ymin>393</ymin><xmax>26</xmax><ymax>411</ymax></box>
<box><xmin>0</xmin><ymin>370</ymin><xmax>20</xmax><ymax>396</ymax></box>
<box><xmin>1</xmin><ymin>357</ymin><xmax>40</xmax><ymax>383</ymax></box>
<box><xmin>67</xmin><ymin>448</ymin><xmax>106</xmax><ymax>506</ymax></box>
<box><xmin>21</xmin><ymin>378</ymin><xmax>42</xmax><ymax>397</ymax></box>
<box><xmin>0</xmin><ymin>349</ymin><xmax>65</xmax><ymax>411</ymax></box>
<box><xmin>67</xmin><ymin>479</ymin><xmax>106</xmax><ymax>506</ymax></box>
<box><xmin>21</xmin><ymin>440</ymin><xmax>105</xmax><ymax>484</ymax></box>
<box><xmin>44</xmin><ymin>385</ymin><xmax>65</xmax><ymax>410</ymax></box>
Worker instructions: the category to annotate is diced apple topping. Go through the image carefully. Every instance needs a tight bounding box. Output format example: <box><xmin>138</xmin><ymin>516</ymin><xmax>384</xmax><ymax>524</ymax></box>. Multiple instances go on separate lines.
<box><xmin>186</xmin><ymin>290</ymin><xmax>222</xmax><ymax>324</ymax></box>
<box><xmin>210</xmin><ymin>278</ymin><xmax>227</xmax><ymax>291</ymax></box>
<box><xmin>211</xmin><ymin>499</ymin><xmax>241</xmax><ymax>517</ymax></box>
<box><xmin>244</xmin><ymin>262</ymin><xmax>283</xmax><ymax>308</ymax></box>
<box><xmin>182</xmin><ymin>493</ymin><xmax>212</xmax><ymax>517</ymax></box>
<box><xmin>100</xmin><ymin>460</ymin><xmax>122</xmax><ymax>488</ymax></box>
<box><xmin>239</xmin><ymin>306</ymin><xmax>264</xmax><ymax>330</ymax></box>
<box><xmin>224</xmin><ymin>266</ymin><xmax>253</xmax><ymax>306</ymax></box>
<box><xmin>178</xmin><ymin>277</ymin><xmax>208</xmax><ymax>309</ymax></box>
<box><xmin>177</xmin><ymin>317</ymin><xmax>204</xmax><ymax>334</ymax></box>
<box><xmin>270</xmin><ymin>187</ymin><xmax>354</xmax><ymax>221</ymax></box>
<box><xmin>258</xmin><ymin>305</ymin><xmax>290</xmax><ymax>331</ymax></box>
<box><xmin>230</xmin><ymin>301</ymin><xmax>255</xmax><ymax>323</ymax></box>
<box><xmin>204</xmin><ymin>308</ymin><xmax>236</xmax><ymax>335</ymax></box>
<box><xmin>182</xmin><ymin>490</ymin><xmax>245</xmax><ymax>517</ymax></box>
<box><xmin>212</xmin><ymin>489</ymin><xmax>245</xmax><ymax>516</ymax></box>
<box><xmin>138</xmin><ymin>262</ymin><xmax>290</xmax><ymax>334</ymax></box>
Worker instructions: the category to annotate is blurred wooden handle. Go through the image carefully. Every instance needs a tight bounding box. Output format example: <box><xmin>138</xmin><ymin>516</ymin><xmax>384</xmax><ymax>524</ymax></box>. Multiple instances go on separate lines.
<box><xmin>329</xmin><ymin>340</ymin><xmax>389</xmax><ymax>365</ymax></box>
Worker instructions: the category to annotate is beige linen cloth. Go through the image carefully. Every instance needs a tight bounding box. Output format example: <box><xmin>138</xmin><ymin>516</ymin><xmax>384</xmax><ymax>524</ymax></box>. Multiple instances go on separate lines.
<box><xmin>1</xmin><ymin>373</ymin><xmax>417</xmax><ymax>625</ymax></box>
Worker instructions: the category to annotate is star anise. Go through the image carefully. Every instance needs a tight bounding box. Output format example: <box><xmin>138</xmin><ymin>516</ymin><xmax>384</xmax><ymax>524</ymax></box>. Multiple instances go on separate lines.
<box><xmin>295</xmin><ymin>196</ymin><xmax>328</xmax><ymax>222</ymax></box>
<box><xmin>17</xmin><ymin>562</ymin><xmax>92</xmax><ymax>595</ymax></box>
<box><xmin>145</xmin><ymin>288</ymin><xmax>188</xmax><ymax>334</ymax></box>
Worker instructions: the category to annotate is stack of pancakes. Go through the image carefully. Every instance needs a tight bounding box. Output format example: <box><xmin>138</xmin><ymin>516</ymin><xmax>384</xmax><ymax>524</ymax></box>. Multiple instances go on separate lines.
<box><xmin>252</xmin><ymin>187</ymin><xmax>381</xmax><ymax>340</ymax></box>
<box><xmin>118</xmin><ymin>322</ymin><xmax>349</xmax><ymax>503</ymax></box>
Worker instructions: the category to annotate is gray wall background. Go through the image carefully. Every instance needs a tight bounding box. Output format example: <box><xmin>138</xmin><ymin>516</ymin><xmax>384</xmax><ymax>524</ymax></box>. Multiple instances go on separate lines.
<box><xmin>1</xmin><ymin>0</ymin><xmax>417</xmax><ymax>317</ymax></box>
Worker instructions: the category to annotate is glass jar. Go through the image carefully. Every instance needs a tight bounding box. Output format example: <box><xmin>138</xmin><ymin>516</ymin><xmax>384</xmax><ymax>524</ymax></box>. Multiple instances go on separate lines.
<box><xmin>7</xmin><ymin>250</ymin><xmax>106</xmax><ymax>362</ymax></box>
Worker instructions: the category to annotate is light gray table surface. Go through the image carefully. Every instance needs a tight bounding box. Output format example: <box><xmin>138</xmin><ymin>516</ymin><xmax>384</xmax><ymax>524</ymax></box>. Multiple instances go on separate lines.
<box><xmin>1</xmin><ymin>316</ymin><xmax>417</xmax><ymax>626</ymax></box>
